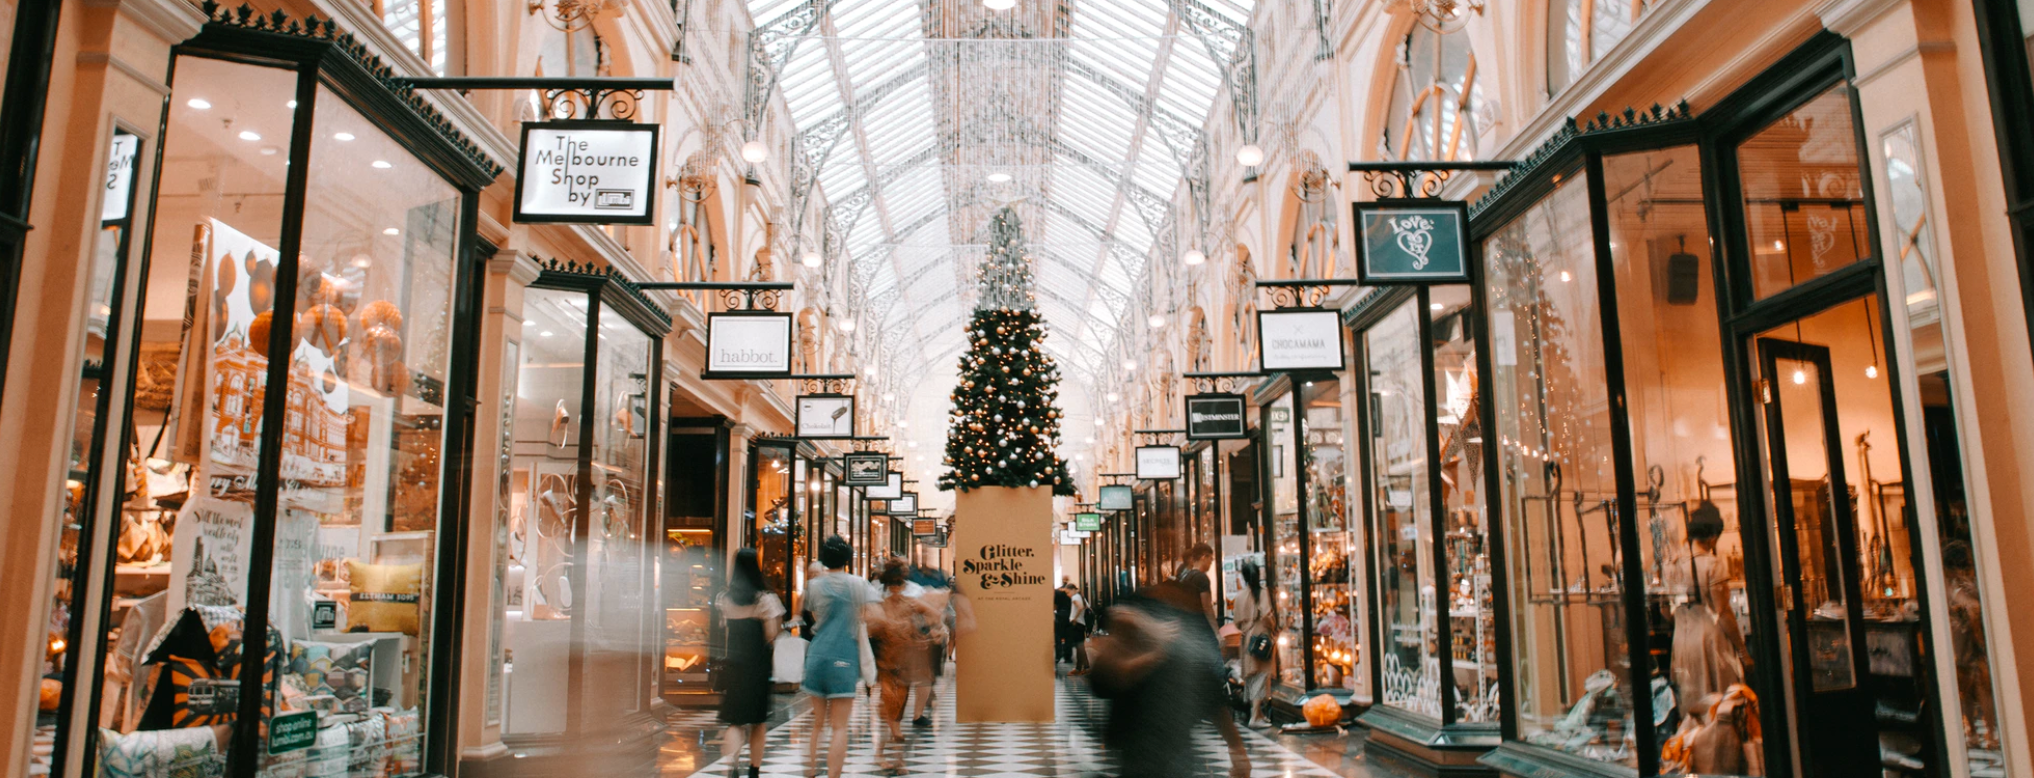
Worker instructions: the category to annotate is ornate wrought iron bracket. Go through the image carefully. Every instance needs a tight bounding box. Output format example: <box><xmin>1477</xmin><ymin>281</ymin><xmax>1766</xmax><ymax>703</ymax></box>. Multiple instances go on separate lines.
<box><xmin>1347</xmin><ymin>160</ymin><xmax>1515</xmax><ymax>200</ymax></box>
<box><xmin>849</xmin><ymin>436</ymin><xmax>890</xmax><ymax>453</ymax></box>
<box><xmin>1098</xmin><ymin>472</ymin><xmax>1136</xmax><ymax>482</ymax></box>
<box><xmin>1133</xmin><ymin>428</ymin><xmax>1186</xmax><ymax>443</ymax></box>
<box><xmin>400</xmin><ymin>77</ymin><xmax>672</xmax><ymax>122</ymax></box>
<box><xmin>790</xmin><ymin>373</ymin><xmax>856</xmax><ymax>394</ymax></box>
<box><xmin>636</xmin><ymin>281</ymin><xmax>794</xmax><ymax>311</ymax></box>
<box><xmin>1183</xmin><ymin>371</ymin><xmax>1264</xmax><ymax>394</ymax></box>
<box><xmin>1254</xmin><ymin>279</ymin><xmax>1363</xmax><ymax>309</ymax></box>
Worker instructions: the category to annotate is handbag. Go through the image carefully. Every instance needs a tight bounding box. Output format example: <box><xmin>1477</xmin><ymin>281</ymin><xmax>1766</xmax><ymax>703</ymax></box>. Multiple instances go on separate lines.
<box><xmin>772</xmin><ymin>635</ymin><xmax>808</xmax><ymax>685</ymax></box>
<box><xmin>856</xmin><ymin>622</ymin><xmax>878</xmax><ymax>686</ymax></box>
<box><xmin>1248</xmin><ymin>634</ymin><xmax>1274</xmax><ymax>661</ymax></box>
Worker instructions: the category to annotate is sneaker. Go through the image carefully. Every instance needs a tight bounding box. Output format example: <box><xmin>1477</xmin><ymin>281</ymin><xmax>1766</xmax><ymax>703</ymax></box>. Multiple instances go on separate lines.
<box><xmin>912</xmin><ymin>716</ymin><xmax>932</xmax><ymax>727</ymax></box>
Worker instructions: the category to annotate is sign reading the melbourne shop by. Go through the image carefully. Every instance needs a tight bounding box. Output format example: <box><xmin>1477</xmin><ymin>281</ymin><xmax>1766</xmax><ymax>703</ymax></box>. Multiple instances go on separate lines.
<box><xmin>705</xmin><ymin>313</ymin><xmax>793</xmax><ymax>378</ymax></box>
<box><xmin>1257</xmin><ymin>309</ymin><xmax>1346</xmax><ymax>372</ymax></box>
<box><xmin>1185</xmin><ymin>394</ymin><xmax>1248</xmax><ymax>439</ymax></box>
<box><xmin>514</xmin><ymin>121</ymin><xmax>659</xmax><ymax>224</ymax></box>
<box><xmin>1354</xmin><ymin>200</ymin><xmax>1470</xmax><ymax>284</ymax></box>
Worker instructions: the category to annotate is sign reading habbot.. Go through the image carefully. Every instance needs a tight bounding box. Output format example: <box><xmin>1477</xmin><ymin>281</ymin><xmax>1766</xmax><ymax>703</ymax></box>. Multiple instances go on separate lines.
<box><xmin>515</xmin><ymin>121</ymin><xmax>660</xmax><ymax>225</ymax></box>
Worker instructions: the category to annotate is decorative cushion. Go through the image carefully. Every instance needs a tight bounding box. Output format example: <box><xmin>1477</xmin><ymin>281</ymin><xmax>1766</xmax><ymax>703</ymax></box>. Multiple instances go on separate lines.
<box><xmin>379</xmin><ymin>708</ymin><xmax>420</xmax><ymax>776</ymax></box>
<box><xmin>345</xmin><ymin>562</ymin><xmax>423</xmax><ymax>636</ymax></box>
<box><xmin>139</xmin><ymin>619</ymin><xmax>281</xmax><ymax>732</ymax></box>
<box><xmin>285</xmin><ymin>642</ymin><xmax>374</xmax><ymax>714</ymax></box>
<box><xmin>96</xmin><ymin>726</ymin><xmax>222</xmax><ymax>778</ymax></box>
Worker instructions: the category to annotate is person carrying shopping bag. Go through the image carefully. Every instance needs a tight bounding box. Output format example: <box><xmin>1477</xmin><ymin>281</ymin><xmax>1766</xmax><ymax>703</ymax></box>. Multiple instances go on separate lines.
<box><xmin>717</xmin><ymin>549</ymin><xmax>783</xmax><ymax>778</ymax></box>
<box><xmin>1234</xmin><ymin>558</ymin><xmax>1276</xmax><ymax>728</ymax></box>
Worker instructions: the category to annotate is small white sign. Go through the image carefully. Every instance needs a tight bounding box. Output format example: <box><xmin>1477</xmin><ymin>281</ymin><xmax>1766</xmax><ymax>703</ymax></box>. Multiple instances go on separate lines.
<box><xmin>867</xmin><ymin>472</ymin><xmax>903</xmax><ymax>500</ymax></box>
<box><xmin>796</xmin><ymin>395</ymin><xmax>855</xmax><ymax>438</ymax></box>
<box><xmin>515</xmin><ymin>123</ymin><xmax>659</xmax><ymax>224</ymax></box>
<box><xmin>706</xmin><ymin>313</ymin><xmax>793</xmax><ymax>376</ymax></box>
<box><xmin>889</xmin><ymin>492</ymin><xmax>918</xmax><ymax>515</ymax></box>
<box><xmin>1135</xmin><ymin>445</ymin><xmax>1182</xmax><ymax>480</ymax></box>
<box><xmin>1257</xmin><ymin>309</ymin><xmax>1345</xmax><ymax>372</ymax></box>
<box><xmin>103</xmin><ymin>133</ymin><xmax>138</xmax><ymax>222</ymax></box>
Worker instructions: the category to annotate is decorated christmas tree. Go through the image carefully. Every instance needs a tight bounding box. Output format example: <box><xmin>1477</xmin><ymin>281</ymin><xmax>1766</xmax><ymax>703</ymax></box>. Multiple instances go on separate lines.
<box><xmin>938</xmin><ymin>208</ymin><xmax>1074</xmax><ymax>495</ymax></box>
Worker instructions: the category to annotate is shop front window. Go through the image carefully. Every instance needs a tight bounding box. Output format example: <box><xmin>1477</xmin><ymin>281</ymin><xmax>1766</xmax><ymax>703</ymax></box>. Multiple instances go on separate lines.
<box><xmin>1266</xmin><ymin>393</ymin><xmax>1304</xmax><ymax>691</ymax></box>
<box><xmin>1431</xmin><ymin>285</ymin><xmax>1496</xmax><ymax>723</ymax></box>
<box><xmin>751</xmin><ymin>444</ymin><xmax>794</xmax><ymax>602</ymax></box>
<box><xmin>1739</xmin><ymin>86</ymin><xmax>1872</xmax><ymax>300</ymax></box>
<box><xmin>1366</xmin><ymin>302</ymin><xmax>1437</xmax><ymax>717</ymax></box>
<box><xmin>1485</xmin><ymin>169</ymin><xmax>1636</xmax><ymax>766</ymax></box>
<box><xmin>1300</xmin><ymin>379</ymin><xmax>1355</xmax><ymax>691</ymax></box>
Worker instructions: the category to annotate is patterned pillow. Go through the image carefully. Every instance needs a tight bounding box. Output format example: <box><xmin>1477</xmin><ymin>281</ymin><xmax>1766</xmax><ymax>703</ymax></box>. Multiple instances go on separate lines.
<box><xmin>286</xmin><ymin>642</ymin><xmax>374</xmax><ymax>714</ymax></box>
<box><xmin>96</xmin><ymin>726</ymin><xmax>221</xmax><ymax>778</ymax></box>
<box><xmin>138</xmin><ymin>622</ymin><xmax>280</xmax><ymax>731</ymax></box>
<box><xmin>345</xmin><ymin>562</ymin><xmax>423</xmax><ymax>635</ymax></box>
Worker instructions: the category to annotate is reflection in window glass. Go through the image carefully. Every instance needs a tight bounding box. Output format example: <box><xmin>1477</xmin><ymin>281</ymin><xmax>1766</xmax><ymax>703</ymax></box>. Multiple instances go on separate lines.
<box><xmin>1380</xmin><ymin>26</ymin><xmax>1487</xmax><ymax>162</ymax></box>
<box><xmin>1739</xmin><ymin>85</ymin><xmax>1872</xmax><ymax>299</ymax></box>
<box><xmin>86</xmin><ymin>57</ymin><xmax>296</xmax><ymax>777</ymax></box>
<box><xmin>1431</xmin><ymin>285</ymin><xmax>1497</xmax><ymax>723</ymax></box>
<box><xmin>584</xmin><ymin>302</ymin><xmax>653</xmax><ymax>717</ymax></box>
<box><xmin>381</xmin><ymin>0</ymin><xmax>446</xmax><ymax>74</ymax></box>
<box><xmin>1366</xmin><ymin>302</ymin><xmax>1438</xmax><ymax>718</ymax></box>
<box><xmin>504</xmin><ymin>288</ymin><xmax>585</xmax><ymax>738</ymax></box>
<box><xmin>1485</xmin><ymin>171</ymin><xmax>1636</xmax><ymax>765</ymax></box>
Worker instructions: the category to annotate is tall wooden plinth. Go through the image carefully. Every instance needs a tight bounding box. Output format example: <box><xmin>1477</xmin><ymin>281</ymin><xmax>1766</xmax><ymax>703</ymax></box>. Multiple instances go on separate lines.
<box><xmin>953</xmin><ymin>485</ymin><xmax>1055</xmax><ymax>722</ymax></box>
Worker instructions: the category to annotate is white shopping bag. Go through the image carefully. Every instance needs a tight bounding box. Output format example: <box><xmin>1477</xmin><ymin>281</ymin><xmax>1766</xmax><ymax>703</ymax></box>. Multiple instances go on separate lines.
<box><xmin>772</xmin><ymin>635</ymin><xmax>808</xmax><ymax>684</ymax></box>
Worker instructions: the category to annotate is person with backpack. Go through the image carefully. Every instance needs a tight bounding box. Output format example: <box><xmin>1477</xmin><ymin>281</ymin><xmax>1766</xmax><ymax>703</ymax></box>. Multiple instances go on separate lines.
<box><xmin>1235</xmin><ymin>557</ymin><xmax>1275</xmax><ymax>728</ymax></box>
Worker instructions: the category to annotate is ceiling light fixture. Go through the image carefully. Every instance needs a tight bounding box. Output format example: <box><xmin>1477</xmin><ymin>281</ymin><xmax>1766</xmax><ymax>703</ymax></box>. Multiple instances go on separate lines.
<box><xmin>835</xmin><ymin>318</ymin><xmax>856</xmax><ymax>333</ymax></box>
<box><xmin>238</xmin><ymin>131</ymin><xmax>262</xmax><ymax>141</ymax></box>
<box><xmin>1148</xmin><ymin>314</ymin><xmax>1165</xmax><ymax>329</ymax></box>
<box><xmin>540</xmin><ymin>331</ymin><xmax>554</xmax><ymax>338</ymax></box>
<box><xmin>1236</xmin><ymin>144</ymin><xmax>1265</xmax><ymax>167</ymax></box>
<box><xmin>1122</xmin><ymin>359</ymin><xmax>1136</xmax><ymax>372</ymax></box>
<box><xmin>1183</xmin><ymin>249</ymin><xmax>1206</xmax><ymax>266</ymax></box>
<box><xmin>1431</xmin><ymin>303</ymin><xmax>1445</xmax><ymax>311</ymax></box>
<box><xmin>383</xmin><ymin>227</ymin><xmax>401</xmax><ymax>235</ymax></box>
<box><xmin>987</xmin><ymin>172</ymin><xmax>1013</xmax><ymax>184</ymax></box>
<box><xmin>1105</xmin><ymin>392</ymin><xmax>1120</xmax><ymax>403</ymax></box>
<box><xmin>801</xmin><ymin>251</ymin><xmax>823</xmax><ymax>268</ymax></box>
<box><xmin>741</xmin><ymin>140</ymin><xmax>768</xmax><ymax>164</ymax></box>
<box><xmin>883</xmin><ymin>392</ymin><xmax>896</xmax><ymax>402</ymax></box>
<box><xmin>187</xmin><ymin>98</ymin><xmax>211</xmax><ymax>110</ymax></box>
<box><xmin>372</xmin><ymin>160</ymin><xmax>393</xmax><ymax>169</ymax></box>
<box><xmin>333</xmin><ymin>132</ymin><xmax>355</xmax><ymax>141</ymax></box>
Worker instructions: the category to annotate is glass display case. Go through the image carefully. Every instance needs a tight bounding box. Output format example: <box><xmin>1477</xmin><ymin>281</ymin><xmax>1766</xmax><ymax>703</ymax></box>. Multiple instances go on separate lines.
<box><xmin>747</xmin><ymin>441</ymin><xmax>796</xmax><ymax>605</ymax></box>
<box><xmin>500</xmin><ymin>270</ymin><xmax>667</xmax><ymax>752</ymax></box>
<box><xmin>57</xmin><ymin>17</ymin><xmax>499</xmax><ymax>777</ymax></box>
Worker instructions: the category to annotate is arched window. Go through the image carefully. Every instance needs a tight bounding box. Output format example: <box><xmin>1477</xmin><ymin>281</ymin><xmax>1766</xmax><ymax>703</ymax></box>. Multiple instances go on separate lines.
<box><xmin>1545</xmin><ymin>0</ymin><xmax>1652</xmax><ymax>95</ymax></box>
<box><xmin>380</xmin><ymin>0</ymin><xmax>447</xmax><ymax>74</ymax></box>
<box><xmin>1379</xmin><ymin>26</ymin><xmax>1487</xmax><ymax>163</ymax></box>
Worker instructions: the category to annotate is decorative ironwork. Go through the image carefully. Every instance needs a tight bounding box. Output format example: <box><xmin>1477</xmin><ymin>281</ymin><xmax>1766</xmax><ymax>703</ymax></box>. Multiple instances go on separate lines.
<box><xmin>1167</xmin><ymin>0</ymin><xmax>1259</xmax><ymax>143</ymax></box>
<box><xmin>528</xmin><ymin>0</ymin><xmax>616</xmax><ymax>34</ymax></box>
<box><xmin>1183</xmin><ymin>371</ymin><xmax>1264</xmax><ymax>394</ymax></box>
<box><xmin>1351</xmin><ymin>160</ymin><xmax>1515</xmax><ymax>199</ymax></box>
<box><xmin>1469</xmin><ymin>101</ymin><xmax>1694</xmax><ymax>218</ymax></box>
<box><xmin>743</xmin><ymin>0</ymin><xmax>836</xmax><ymax>131</ymax></box>
<box><xmin>403</xmin><ymin>77</ymin><xmax>668</xmax><ymax>123</ymax></box>
<box><xmin>636</xmin><ymin>280</ymin><xmax>793</xmax><ymax>312</ymax></box>
<box><xmin>196</xmin><ymin>3</ymin><xmax>505</xmax><ymax>179</ymax></box>
<box><xmin>1133</xmin><ymin>428</ymin><xmax>1186</xmax><ymax>441</ymax></box>
<box><xmin>1255</xmin><ymin>278</ymin><xmax>1362</xmax><ymax>309</ymax></box>
<box><xmin>793</xmin><ymin>373</ymin><xmax>856</xmax><ymax>394</ymax></box>
<box><xmin>532</xmin><ymin>257</ymin><xmax>675</xmax><ymax>329</ymax></box>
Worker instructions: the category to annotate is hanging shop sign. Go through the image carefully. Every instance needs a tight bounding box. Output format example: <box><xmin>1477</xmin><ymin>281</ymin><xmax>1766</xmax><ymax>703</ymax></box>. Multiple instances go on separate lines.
<box><xmin>1074</xmin><ymin>512</ymin><xmax>1103</xmax><ymax>532</ymax></box>
<box><xmin>1097</xmin><ymin>484</ymin><xmax>1133</xmax><ymax>511</ymax></box>
<box><xmin>1061</xmin><ymin>529</ymin><xmax>1090</xmax><ymax>543</ymax></box>
<box><xmin>1257</xmin><ymin>308</ymin><xmax>1346</xmax><ymax>372</ymax></box>
<box><xmin>888</xmin><ymin>492</ymin><xmax>919</xmax><ymax>516</ymax></box>
<box><xmin>867</xmin><ymin>472</ymin><xmax>904</xmax><ymax>500</ymax></box>
<box><xmin>844</xmin><ymin>452</ymin><xmax>889</xmax><ymax>486</ymax></box>
<box><xmin>915</xmin><ymin>518</ymin><xmax>938</xmax><ymax>536</ymax></box>
<box><xmin>1352</xmin><ymin>200</ymin><xmax>1471</xmax><ymax>285</ymax></box>
<box><xmin>1184</xmin><ymin>394</ymin><xmax>1249</xmax><ymax>440</ymax></box>
<box><xmin>513</xmin><ymin>121</ymin><xmax>660</xmax><ymax>225</ymax></box>
<box><xmin>795</xmin><ymin>394</ymin><xmax>856</xmax><ymax>439</ymax></box>
<box><xmin>703</xmin><ymin>312</ymin><xmax>794</xmax><ymax>378</ymax></box>
<box><xmin>1136</xmin><ymin>445</ymin><xmax>1182</xmax><ymax>480</ymax></box>
<box><xmin>269</xmin><ymin>711</ymin><xmax>319</xmax><ymax>755</ymax></box>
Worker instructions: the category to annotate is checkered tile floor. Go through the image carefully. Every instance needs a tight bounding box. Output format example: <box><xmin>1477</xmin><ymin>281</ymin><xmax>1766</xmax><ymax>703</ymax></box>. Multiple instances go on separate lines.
<box><xmin>672</xmin><ymin>670</ymin><xmax>1349</xmax><ymax>778</ymax></box>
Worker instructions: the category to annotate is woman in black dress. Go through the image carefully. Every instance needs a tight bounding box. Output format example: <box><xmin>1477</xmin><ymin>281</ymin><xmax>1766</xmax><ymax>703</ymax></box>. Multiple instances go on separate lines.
<box><xmin>718</xmin><ymin>548</ymin><xmax>782</xmax><ymax>778</ymax></box>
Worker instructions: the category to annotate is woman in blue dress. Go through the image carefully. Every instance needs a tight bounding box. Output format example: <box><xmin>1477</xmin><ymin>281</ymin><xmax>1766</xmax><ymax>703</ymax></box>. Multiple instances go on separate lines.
<box><xmin>800</xmin><ymin>536</ymin><xmax>869</xmax><ymax>778</ymax></box>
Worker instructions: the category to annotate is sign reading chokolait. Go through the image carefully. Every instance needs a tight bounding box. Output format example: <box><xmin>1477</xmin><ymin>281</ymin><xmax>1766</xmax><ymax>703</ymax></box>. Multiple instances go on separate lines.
<box><xmin>1185</xmin><ymin>394</ymin><xmax>1248</xmax><ymax>440</ymax></box>
<box><xmin>844</xmin><ymin>452</ymin><xmax>888</xmax><ymax>486</ymax></box>
<box><xmin>1354</xmin><ymin>199</ymin><xmax>1470</xmax><ymax>284</ymax></box>
<box><xmin>704</xmin><ymin>312</ymin><xmax>794</xmax><ymax>378</ymax></box>
<box><xmin>1257</xmin><ymin>308</ymin><xmax>1346</xmax><ymax>372</ymax></box>
<box><xmin>514</xmin><ymin>121</ymin><xmax>659</xmax><ymax>225</ymax></box>
<box><xmin>1135</xmin><ymin>445</ymin><xmax>1182</xmax><ymax>480</ymax></box>
<box><xmin>795</xmin><ymin>394</ymin><xmax>855</xmax><ymax>439</ymax></box>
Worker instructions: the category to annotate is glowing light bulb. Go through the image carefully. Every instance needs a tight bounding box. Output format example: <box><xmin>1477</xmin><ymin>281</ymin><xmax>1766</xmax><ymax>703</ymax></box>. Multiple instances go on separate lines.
<box><xmin>1559</xmin><ymin>270</ymin><xmax>1573</xmax><ymax>283</ymax></box>
<box><xmin>1236</xmin><ymin>144</ymin><xmax>1265</xmax><ymax>167</ymax></box>
<box><xmin>983</xmin><ymin>0</ymin><xmax>1016</xmax><ymax>9</ymax></box>
<box><xmin>987</xmin><ymin>172</ymin><xmax>1013</xmax><ymax>183</ymax></box>
<box><xmin>1148</xmin><ymin>314</ymin><xmax>1165</xmax><ymax>329</ymax></box>
<box><xmin>186</xmin><ymin>98</ymin><xmax>211</xmax><ymax>110</ymax></box>
<box><xmin>1105</xmin><ymin>392</ymin><xmax>1120</xmax><ymax>403</ymax></box>
<box><xmin>1866</xmin><ymin>364</ymin><xmax>1879</xmax><ymax>379</ymax></box>
<box><xmin>238</xmin><ymin>131</ymin><xmax>261</xmax><ymax>141</ymax></box>
<box><xmin>1793</xmin><ymin>369</ymin><xmax>1807</xmax><ymax>385</ymax></box>
<box><xmin>1183</xmin><ymin>249</ymin><xmax>1206</xmax><ymax>266</ymax></box>
<box><xmin>1122</xmin><ymin>359</ymin><xmax>1136</xmax><ymax>371</ymax></box>
<box><xmin>801</xmin><ymin>251</ymin><xmax>822</xmax><ymax>268</ymax></box>
<box><xmin>741</xmin><ymin>140</ymin><xmax>768</xmax><ymax>164</ymax></box>
<box><xmin>836</xmin><ymin>318</ymin><xmax>856</xmax><ymax>333</ymax></box>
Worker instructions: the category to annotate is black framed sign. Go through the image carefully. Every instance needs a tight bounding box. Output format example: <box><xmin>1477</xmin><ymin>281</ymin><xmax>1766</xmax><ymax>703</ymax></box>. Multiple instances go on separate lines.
<box><xmin>1257</xmin><ymin>308</ymin><xmax>1346</xmax><ymax>372</ymax></box>
<box><xmin>867</xmin><ymin>472</ymin><xmax>903</xmax><ymax>500</ymax></box>
<box><xmin>1184</xmin><ymin>394</ymin><xmax>1248</xmax><ymax>440</ymax></box>
<box><xmin>1097</xmin><ymin>484</ymin><xmax>1133</xmax><ymax>511</ymax></box>
<box><xmin>843</xmin><ymin>452</ymin><xmax>888</xmax><ymax>486</ymax></box>
<box><xmin>1074</xmin><ymin>512</ymin><xmax>1103</xmax><ymax>532</ymax></box>
<box><xmin>914</xmin><ymin>518</ymin><xmax>937</xmax><ymax>536</ymax></box>
<box><xmin>1352</xmin><ymin>199</ymin><xmax>1470</xmax><ymax>284</ymax></box>
<box><xmin>795</xmin><ymin>394</ymin><xmax>856</xmax><ymax>438</ymax></box>
<box><xmin>888</xmin><ymin>492</ymin><xmax>918</xmax><ymax>515</ymax></box>
<box><xmin>704</xmin><ymin>311</ymin><xmax>794</xmax><ymax>378</ymax></box>
<box><xmin>513</xmin><ymin>120</ymin><xmax>660</xmax><ymax>225</ymax></box>
<box><xmin>1135</xmin><ymin>445</ymin><xmax>1182</xmax><ymax>480</ymax></box>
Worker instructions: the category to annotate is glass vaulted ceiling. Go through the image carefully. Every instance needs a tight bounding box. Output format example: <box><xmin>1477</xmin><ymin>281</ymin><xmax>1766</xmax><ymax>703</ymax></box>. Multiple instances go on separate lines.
<box><xmin>745</xmin><ymin>0</ymin><xmax>1253</xmax><ymax>380</ymax></box>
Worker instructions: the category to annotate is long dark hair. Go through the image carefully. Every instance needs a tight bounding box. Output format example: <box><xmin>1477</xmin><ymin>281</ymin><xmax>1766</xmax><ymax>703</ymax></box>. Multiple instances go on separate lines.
<box><xmin>1239</xmin><ymin>557</ymin><xmax>1262</xmax><ymax>597</ymax></box>
<box><xmin>730</xmin><ymin>548</ymin><xmax>765</xmax><ymax>606</ymax></box>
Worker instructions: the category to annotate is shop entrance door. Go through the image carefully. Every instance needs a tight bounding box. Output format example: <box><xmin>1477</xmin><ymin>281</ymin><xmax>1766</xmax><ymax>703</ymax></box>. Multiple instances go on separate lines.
<box><xmin>1754</xmin><ymin>337</ymin><xmax>1876</xmax><ymax>777</ymax></box>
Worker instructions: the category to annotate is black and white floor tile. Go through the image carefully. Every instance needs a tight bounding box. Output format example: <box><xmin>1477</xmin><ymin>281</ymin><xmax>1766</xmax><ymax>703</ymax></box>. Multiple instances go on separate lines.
<box><xmin>670</xmin><ymin>670</ymin><xmax>1360</xmax><ymax>778</ymax></box>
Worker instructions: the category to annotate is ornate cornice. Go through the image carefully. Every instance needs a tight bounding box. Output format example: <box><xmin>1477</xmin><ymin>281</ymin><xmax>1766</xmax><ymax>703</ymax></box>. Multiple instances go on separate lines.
<box><xmin>532</xmin><ymin>257</ymin><xmax>676</xmax><ymax>331</ymax></box>
<box><xmin>1469</xmin><ymin>101</ymin><xmax>1694</xmax><ymax>219</ymax></box>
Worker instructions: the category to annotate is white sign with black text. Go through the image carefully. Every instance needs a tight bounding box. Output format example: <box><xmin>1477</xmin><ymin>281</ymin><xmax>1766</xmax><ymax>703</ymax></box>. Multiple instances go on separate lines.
<box><xmin>867</xmin><ymin>472</ymin><xmax>903</xmax><ymax>500</ymax></box>
<box><xmin>1135</xmin><ymin>445</ymin><xmax>1182</xmax><ymax>480</ymax></box>
<box><xmin>796</xmin><ymin>395</ymin><xmax>856</xmax><ymax>438</ymax></box>
<box><xmin>1257</xmin><ymin>309</ymin><xmax>1346</xmax><ymax>372</ymax></box>
<box><xmin>515</xmin><ymin>122</ymin><xmax>659</xmax><ymax>224</ymax></box>
<box><xmin>103</xmin><ymin>133</ymin><xmax>138</xmax><ymax>222</ymax></box>
<box><xmin>705</xmin><ymin>313</ymin><xmax>794</xmax><ymax>377</ymax></box>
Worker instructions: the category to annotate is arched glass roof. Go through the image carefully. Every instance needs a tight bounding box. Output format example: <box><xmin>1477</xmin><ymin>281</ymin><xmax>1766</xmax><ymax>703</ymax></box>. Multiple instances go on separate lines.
<box><xmin>745</xmin><ymin>0</ymin><xmax>1254</xmax><ymax>379</ymax></box>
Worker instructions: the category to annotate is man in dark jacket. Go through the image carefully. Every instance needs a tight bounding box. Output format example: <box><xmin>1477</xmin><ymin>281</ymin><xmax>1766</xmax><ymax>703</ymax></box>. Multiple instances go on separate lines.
<box><xmin>1054</xmin><ymin>578</ymin><xmax>1074</xmax><ymax>663</ymax></box>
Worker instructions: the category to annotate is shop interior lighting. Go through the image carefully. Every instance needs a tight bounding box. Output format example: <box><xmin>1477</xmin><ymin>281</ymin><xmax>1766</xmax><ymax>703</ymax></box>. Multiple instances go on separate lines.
<box><xmin>372</xmin><ymin>160</ymin><xmax>393</xmax><ymax>169</ymax></box>
<box><xmin>1431</xmin><ymin>302</ymin><xmax>1445</xmax><ymax>310</ymax></box>
<box><xmin>983</xmin><ymin>0</ymin><xmax>1016</xmax><ymax>9</ymax></box>
<box><xmin>540</xmin><ymin>330</ymin><xmax>554</xmax><ymax>337</ymax></box>
<box><xmin>238</xmin><ymin>131</ymin><xmax>261</xmax><ymax>141</ymax></box>
<box><xmin>186</xmin><ymin>98</ymin><xmax>211</xmax><ymax>110</ymax></box>
<box><xmin>383</xmin><ymin>227</ymin><xmax>400</xmax><ymax>235</ymax></box>
<box><xmin>333</xmin><ymin>132</ymin><xmax>355</xmax><ymax>141</ymax></box>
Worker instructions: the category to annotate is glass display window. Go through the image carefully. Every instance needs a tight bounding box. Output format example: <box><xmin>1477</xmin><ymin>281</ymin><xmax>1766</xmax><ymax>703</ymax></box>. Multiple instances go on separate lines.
<box><xmin>1431</xmin><ymin>285</ymin><xmax>1497</xmax><ymax>724</ymax></box>
<box><xmin>747</xmin><ymin>442</ymin><xmax>796</xmax><ymax>605</ymax></box>
<box><xmin>1365</xmin><ymin>300</ymin><xmax>1437</xmax><ymax>718</ymax></box>
<box><xmin>1263</xmin><ymin>393</ymin><xmax>1305</xmax><ymax>694</ymax></box>
<box><xmin>53</xmin><ymin>15</ymin><xmax>500</xmax><ymax>777</ymax></box>
<box><xmin>1299</xmin><ymin>379</ymin><xmax>1356</xmax><ymax>693</ymax></box>
<box><xmin>1737</xmin><ymin>87</ymin><xmax>1873</xmax><ymax>301</ymax></box>
<box><xmin>499</xmin><ymin>271</ymin><xmax>666</xmax><ymax>749</ymax></box>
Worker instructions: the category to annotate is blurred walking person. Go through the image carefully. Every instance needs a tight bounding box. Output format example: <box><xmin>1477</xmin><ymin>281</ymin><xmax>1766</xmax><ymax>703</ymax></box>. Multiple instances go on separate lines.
<box><xmin>1089</xmin><ymin>584</ymin><xmax>1251</xmax><ymax>778</ymax></box>
<box><xmin>717</xmin><ymin>549</ymin><xmax>783</xmax><ymax>778</ymax></box>
<box><xmin>1234</xmin><ymin>558</ymin><xmax>1275</xmax><ymax>727</ymax></box>
<box><xmin>1065</xmin><ymin>582</ymin><xmax>1092</xmax><ymax>675</ymax></box>
<box><xmin>867</xmin><ymin>559</ymin><xmax>946</xmax><ymax>774</ymax></box>
<box><xmin>801</xmin><ymin>537</ymin><xmax>870</xmax><ymax>778</ymax></box>
<box><xmin>1054</xmin><ymin>578</ymin><xmax>1074</xmax><ymax>664</ymax></box>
